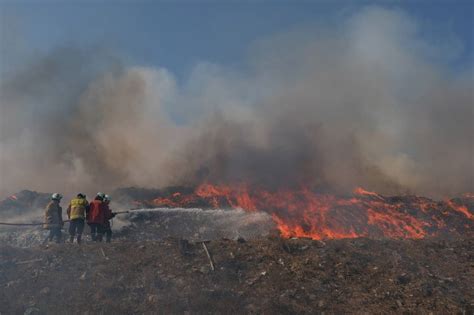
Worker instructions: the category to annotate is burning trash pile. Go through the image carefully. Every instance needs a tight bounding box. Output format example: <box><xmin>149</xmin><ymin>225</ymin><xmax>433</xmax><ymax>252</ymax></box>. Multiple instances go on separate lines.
<box><xmin>1</xmin><ymin>184</ymin><xmax>473</xmax><ymax>248</ymax></box>
<box><xmin>116</xmin><ymin>184</ymin><xmax>474</xmax><ymax>240</ymax></box>
<box><xmin>0</xmin><ymin>184</ymin><xmax>474</xmax><ymax>247</ymax></box>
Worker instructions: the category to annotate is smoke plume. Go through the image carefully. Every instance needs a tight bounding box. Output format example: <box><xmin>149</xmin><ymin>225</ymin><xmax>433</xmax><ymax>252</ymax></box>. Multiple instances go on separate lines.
<box><xmin>0</xmin><ymin>7</ymin><xmax>472</xmax><ymax>199</ymax></box>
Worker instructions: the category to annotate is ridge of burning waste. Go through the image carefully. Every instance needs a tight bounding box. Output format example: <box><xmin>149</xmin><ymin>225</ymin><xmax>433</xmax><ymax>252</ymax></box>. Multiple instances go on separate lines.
<box><xmin>128</xmin><ymin>184</ymin><xmax>474</xmax><ymax>240</ymax></box>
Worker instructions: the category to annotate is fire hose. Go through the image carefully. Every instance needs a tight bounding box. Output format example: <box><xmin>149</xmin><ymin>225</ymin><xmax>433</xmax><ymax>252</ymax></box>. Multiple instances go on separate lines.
<box><xmin>0</xmin><ymin>221</ymin><xmax>69</xmax><ymax>226</ymax></box>
<box><xmin>0</xmin><ymin>208</ymin><xmax>192</xmax><ymax>227</ymax></box>
<box><xmin>0</xmin><ymin>210</ymin><xmax>133</xmax><ymax>227</ymax></box>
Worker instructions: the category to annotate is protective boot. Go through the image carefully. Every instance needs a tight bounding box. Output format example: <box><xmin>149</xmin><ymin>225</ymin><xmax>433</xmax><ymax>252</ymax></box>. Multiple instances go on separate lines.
<box><xmin>77</xmin><ymin>234</ymin><xmax>82</xmax><ymax>244</ymax></box>
<box><xmin>54</xmin><ymin>229</ymin><xmax>62</xmax><ymax>243</ymax></box>
<box><xmin>48</xmin><ymin>229</ymin><xmax>54</xmax><ymax>242</ymax></box>
<box><xmin>91</xmin><ymin>233</ymin><xmax>96</xmax><ymax>242</ymax></box>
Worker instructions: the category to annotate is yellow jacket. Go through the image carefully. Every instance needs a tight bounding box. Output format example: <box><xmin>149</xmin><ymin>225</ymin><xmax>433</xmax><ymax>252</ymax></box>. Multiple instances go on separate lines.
<box><xmin>67</xmin><ymin>197</ymin><xmax>89</xmax><ymax>220</ymax></box>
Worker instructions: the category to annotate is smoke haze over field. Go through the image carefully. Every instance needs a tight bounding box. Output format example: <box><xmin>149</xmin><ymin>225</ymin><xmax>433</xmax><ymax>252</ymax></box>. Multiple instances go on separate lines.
<box><xmin>0</xmin><ymin>7</ymin><xmax>473</xmax><ymax>199</ymax></box>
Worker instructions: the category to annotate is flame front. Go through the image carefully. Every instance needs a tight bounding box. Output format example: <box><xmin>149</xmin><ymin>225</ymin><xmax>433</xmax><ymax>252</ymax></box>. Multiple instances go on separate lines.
<box><xmin>142</xmin><ymin>184</ymin><xmax>474</xmax><ymax>240</ymax></box>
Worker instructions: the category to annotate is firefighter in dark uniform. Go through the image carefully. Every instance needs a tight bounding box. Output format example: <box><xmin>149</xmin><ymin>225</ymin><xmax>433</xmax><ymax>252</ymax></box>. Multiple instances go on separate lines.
<box><xmin>102</xmin><ymin>195</ymin><xmax>116</xmax><ymax>243</ymax></box>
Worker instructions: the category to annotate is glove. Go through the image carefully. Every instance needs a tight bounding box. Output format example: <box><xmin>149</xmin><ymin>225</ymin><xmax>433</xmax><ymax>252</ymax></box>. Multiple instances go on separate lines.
<box><xmin>111</xmin><ymin>212</ymin><xmax>117</xmax><ymax>218</ymax></box>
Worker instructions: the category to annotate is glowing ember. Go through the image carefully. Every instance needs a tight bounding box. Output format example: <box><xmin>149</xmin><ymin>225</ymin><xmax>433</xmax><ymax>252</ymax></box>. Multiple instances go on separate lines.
<box><xmin>446</xmin><ymin>200</ymin><xmax>473</xmax><ymax>220</ymax></box>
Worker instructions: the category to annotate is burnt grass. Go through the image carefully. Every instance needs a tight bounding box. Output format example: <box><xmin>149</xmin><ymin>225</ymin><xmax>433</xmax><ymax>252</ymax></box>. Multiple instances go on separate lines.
<box><xmin>1</xmin><ymin>237</ymin><xmax>473</xmax><ymax>314</ymax></box>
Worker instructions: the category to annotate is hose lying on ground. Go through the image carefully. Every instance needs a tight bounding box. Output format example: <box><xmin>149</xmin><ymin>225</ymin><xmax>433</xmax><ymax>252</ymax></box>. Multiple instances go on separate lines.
<box><xmin>0</xmin><ymin>210</ymin><xmax>133</xmax><ymax>226</ymax></box>
<box><xmin>0</xmin><ymin>208</ymin><xmax>212</xmax><ymax>226</ymax></box>
<box><xmin>0</xmin><ymin>221</ymin><xmax>70</xmax><ymax>226</ymax></box>
<box><xmin>0</xmin><ymin>222</ymin><xmax>41</xmax><ymax>226</ymax></box>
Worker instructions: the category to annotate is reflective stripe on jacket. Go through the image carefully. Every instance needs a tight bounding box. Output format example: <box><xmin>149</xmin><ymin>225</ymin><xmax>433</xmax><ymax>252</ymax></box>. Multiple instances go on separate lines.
<box><xmin>67</xmin><ymin>198</ymin><xmax>89</xmax><ymax>220</ymax></box>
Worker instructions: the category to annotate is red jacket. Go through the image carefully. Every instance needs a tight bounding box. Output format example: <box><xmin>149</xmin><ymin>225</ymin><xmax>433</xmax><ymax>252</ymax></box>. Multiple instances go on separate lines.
<box><xmin>87</xmin><ymin>199</ymin><xmax>106</xmax><ymax>224</ymax></box>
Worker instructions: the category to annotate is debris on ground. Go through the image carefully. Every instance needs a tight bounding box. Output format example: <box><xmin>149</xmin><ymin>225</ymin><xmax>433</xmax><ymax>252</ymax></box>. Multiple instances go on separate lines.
<box><xmin>1</xmin><ymin>237</ymin><xmax>473</xmax><ymax>314</ymax></box>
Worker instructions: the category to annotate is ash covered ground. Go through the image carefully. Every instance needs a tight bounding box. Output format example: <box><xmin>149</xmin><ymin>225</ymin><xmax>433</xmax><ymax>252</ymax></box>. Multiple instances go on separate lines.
<box><xmin>1</xmin><ymin>238</ymin><xmax>473</xmax><ymax>314</ymax></box>
<box><xmin>0</xmin><ymin>189</ymin><xmax>473</xmax><ymax>314</ymax></box>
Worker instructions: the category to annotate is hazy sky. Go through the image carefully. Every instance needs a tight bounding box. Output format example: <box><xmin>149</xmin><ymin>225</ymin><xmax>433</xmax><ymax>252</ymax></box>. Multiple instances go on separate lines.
<box><xmin>0</xmin><ymin>1</ymin><xmax>472</xmax><ymax>198</ymax></box>
<box><xmin>1</xmin><ymin>1</ymin><xmax>473</xmax><ymax>79</ymax></box>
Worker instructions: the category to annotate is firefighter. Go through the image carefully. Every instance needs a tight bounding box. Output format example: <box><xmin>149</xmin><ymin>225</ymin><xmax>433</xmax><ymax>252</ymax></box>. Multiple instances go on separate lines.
<box><xmin>43</xmin><ymin>193</ymin><xmax>63</xmax><ymax>243</ymax></box>
<box><xmin>66</xmin><ymin>193</ymin><xmax>89</xmax><ymax>244</ymax></box>
<box><xmin>87</xmin><ymin>192</ymin><xmax>106</xmax><ymax>241</ymax></box>
<box><xmin>102</xmin><ymin>195</ymin><xmax>116</xmax><ymax>243</ymax></box>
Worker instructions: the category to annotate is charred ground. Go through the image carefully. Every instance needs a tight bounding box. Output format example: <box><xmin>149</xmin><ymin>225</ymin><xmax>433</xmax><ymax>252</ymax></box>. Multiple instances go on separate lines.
<box><xmin>1</xmin><ymin>237</ymin><xmax>473</xmax><ymax>314</ymax></box>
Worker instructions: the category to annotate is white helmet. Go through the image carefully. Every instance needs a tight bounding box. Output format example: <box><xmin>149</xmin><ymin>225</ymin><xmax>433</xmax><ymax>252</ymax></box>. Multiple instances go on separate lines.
<box><xmin>96</xmin><ymin>192</ymin><xmax>106</xmax><ymax>199</ymax></box>
<box><xmin>104</xmin><ymin>194</ymin><xmax>111</xmax><ymax>202</ymax></box>
<box><xmin>51</xmin><ymin>193</ymin><xmax>63</xmax><ymax>201</ymax></box>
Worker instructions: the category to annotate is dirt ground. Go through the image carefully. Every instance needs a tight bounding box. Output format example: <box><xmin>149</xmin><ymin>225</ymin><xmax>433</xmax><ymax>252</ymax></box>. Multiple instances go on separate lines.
<box><xmin>1</xmin><ymin>237</ymin><xmax>473</xmax><ymax>314</ymax></box>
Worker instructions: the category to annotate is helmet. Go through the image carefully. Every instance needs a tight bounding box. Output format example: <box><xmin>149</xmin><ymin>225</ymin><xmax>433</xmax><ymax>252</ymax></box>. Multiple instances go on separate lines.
<box><xmin>104</xmin><ymin>194</ymin><xmax>111</xmax><ymax>202</ymax></box>
<box><xmin>96</xmin><ymin>192</ymin><xmax>105</xmax><ymax>200</ymax></box>
<box><xmin>51</xmin><ymin>193</ymin><xmax>63</xmax><ymax>201</ymax></box>
<box><xmin>77</xmin><ymin>193</ymin><xmax>86</xmax><ymax>199</ymax></box>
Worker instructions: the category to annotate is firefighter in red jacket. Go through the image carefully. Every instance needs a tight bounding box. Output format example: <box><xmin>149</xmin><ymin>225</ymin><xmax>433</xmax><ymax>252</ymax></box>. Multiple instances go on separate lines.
<box><xmin>87</xmin><ymin>192</ymin><xmax>106</xmax><ymax>241</ymax></box>
<box><xmin>103</xmin><ymin>195</ymin><xmax>116</xmax><ymax>243</ymax></box>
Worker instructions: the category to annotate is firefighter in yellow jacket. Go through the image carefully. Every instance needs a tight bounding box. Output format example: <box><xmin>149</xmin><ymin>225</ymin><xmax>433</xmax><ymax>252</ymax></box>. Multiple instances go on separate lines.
<box><xmin>44</xmin><ymin>193</ymin><xmax>64</xmax><ymax>243</ymax></box>
<box><xmin>67</xmin><ymin>193</ymin><xmax>89</xmax><ymax>244</ymax></box>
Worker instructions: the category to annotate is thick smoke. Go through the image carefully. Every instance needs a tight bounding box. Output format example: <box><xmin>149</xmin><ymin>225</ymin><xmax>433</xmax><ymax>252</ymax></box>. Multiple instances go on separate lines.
<box><xmin>0</xmin><ymin>7</ymin><xmax>472</xmax><ymax>199</ymax></box>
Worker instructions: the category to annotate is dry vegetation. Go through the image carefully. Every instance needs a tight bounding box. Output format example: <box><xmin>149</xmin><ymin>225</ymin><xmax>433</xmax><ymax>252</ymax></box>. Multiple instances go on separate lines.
<box><xmin>1</xmin><ymin>237</ymin><xmax>473</xmax><ymax>314</ymax></box>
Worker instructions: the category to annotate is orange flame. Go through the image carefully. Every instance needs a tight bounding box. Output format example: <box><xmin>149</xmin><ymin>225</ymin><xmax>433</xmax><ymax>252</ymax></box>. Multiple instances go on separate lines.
<box><xmin>446</xmin><ymin>199</ymin><xmax>473</xmax><ymax>220</ymax></box>
<box><xmin>145</xmin><ymin>183</ymin><xmax>473</xmax><ymax>240</ymax></box>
